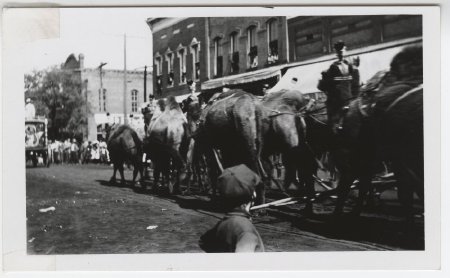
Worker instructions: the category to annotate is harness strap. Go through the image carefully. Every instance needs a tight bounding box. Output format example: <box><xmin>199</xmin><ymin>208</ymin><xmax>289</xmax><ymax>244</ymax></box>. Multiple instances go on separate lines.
<box><xmin>268</xmin><ymin>109</ymin><xmax>305</xmax><ymax>118</ymax></box>
<box><xmin>307</xmin><ymin>114</ymin><xmax>327</xmax><ymax>126</ymax></box>
<box><xmin>385</xmin><ymin>84</ymin><xmax>423</xmax><ymax>112</ymax></box>
<box><xmin>358</xmin><ymin>98</ymin><xmax>370</xmax><ymax>117</ymax></box>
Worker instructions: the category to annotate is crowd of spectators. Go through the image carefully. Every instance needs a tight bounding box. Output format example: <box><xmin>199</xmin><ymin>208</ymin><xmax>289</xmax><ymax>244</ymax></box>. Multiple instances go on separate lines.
<box><xmin>48</xmin><ymin>138</ymin><xmax>110</xmax><ymax>165</ymax></box>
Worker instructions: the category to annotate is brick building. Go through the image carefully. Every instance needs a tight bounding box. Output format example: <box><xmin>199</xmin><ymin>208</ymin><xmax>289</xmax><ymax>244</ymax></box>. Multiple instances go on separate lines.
<box><xmin>288</xmin><ymin>15</ymin><xmax>422</xmax><ymax>62</ymax></box>
<box><xmin>270</xmin><ymin>15</ymin><xmax>422</xmax><ymax>96</ymax></box>
<box><xmin>147</xmin><ymin>15</ymin><xmax>421</xmax><ymax>98</ymax></box>
<box><xmin>202</xmin><ymin>16</ymin><xmax>289</xmax><ymax>95</ymax></box>
<box><xmin>63</xmin><ymin>54</ymin><xmax>152</xmax><ymax>141</ymax></box>
<box><xmin>147</xmin><ymin>17</ymin><xmax>288</xmax><ymax>97</ymax></box>
<box><xmin>147</xmin><ymin>18</ymin><xmax>207</xmax><ymax>99</ymax></box>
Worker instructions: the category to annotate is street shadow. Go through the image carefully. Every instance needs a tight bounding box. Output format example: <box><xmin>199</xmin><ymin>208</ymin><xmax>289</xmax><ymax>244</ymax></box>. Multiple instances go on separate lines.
<box><xmin>95</xmin><ymin>178</ymin><xmax>224</xmax><ymax>214</ymax></box>
<box><xmin>95</xmin><ymin>179</ymin><xmax>147</xmax><ymax>193</ymax></box>
<box><xmin>266</xmin><ymin>207</ymin><xmax>424</xmax><ymax>250</ymax></box>
<box><xmin>174</xmin><ymin>195</ymin><xmax>225</xmax><ymax>214</ymax></box>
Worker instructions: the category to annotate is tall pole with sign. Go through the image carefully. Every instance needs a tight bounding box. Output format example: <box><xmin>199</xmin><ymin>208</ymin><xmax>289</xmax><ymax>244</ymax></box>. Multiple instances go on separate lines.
<box><xmin>123</xmin><ymin>34</ymin><xmax>128</xmax><ymax>124</ymax></box>
<box><xmin>144</xmin><ymin>65</ymin><xmax>147</xmax><ymax>102</ymax></box>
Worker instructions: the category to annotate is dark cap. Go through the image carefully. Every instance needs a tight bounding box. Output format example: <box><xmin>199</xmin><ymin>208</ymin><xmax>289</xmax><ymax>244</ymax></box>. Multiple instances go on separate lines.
<box><xmin>187</xmin><ymin>79</ymin><xmax>194</xmax><ymax>86</ymax></box>
<box><xmin>333</xmin><ymin>40</ymin><xmax>346</xmax><ymax>51</ymax></box>
<box><xmin>218</xmin><ymin>164</ymin><xmax>260</xmax><ymax>207</ymax></box>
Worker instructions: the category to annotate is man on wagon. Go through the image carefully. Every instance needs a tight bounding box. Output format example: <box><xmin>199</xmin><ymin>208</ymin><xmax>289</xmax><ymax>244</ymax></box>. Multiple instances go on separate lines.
<box><xmin>25</xmin><ymin>98</ymin><xmax>36</xmax><ymax>119</ymax></box>
<box><xmin>318</xmin><ymin>40</ymin><xmax>359</xmax><ymax>97</ymax></box>
<box><xmin>318</xmin><ymin>40</ymin><xmax>360</xmax><ymax>131</ymax></box>
<box><xmin>199</xmin><ymin>164</ymin><xmax>265</xmax><ymax>253</ymax></box>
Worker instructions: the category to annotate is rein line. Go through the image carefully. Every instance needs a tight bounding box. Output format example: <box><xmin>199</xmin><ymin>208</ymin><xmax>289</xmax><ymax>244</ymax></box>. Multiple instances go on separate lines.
<box><xmin>385</xmin><ymin>84</ymin><xmax>423</xmax><ymax>112</ymax></box>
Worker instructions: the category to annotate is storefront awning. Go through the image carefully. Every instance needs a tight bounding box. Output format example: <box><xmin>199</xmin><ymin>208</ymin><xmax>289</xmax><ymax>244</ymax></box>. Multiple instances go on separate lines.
<box><xmin>201</xmin><ymin>65</ymin><xmax>284</xmax><ymax>91</ymax></box>
<box><xmin>269</xmin><ymin>37</ymin><xmax>422</xmax><ymax>94</ymax></box>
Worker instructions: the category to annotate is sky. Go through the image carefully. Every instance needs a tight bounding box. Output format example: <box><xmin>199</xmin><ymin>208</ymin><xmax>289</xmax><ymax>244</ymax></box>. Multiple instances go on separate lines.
<box><xmin>19</xmin><ymin>8</ymin><xmax>154</xmax><ymax>73</ymax></box>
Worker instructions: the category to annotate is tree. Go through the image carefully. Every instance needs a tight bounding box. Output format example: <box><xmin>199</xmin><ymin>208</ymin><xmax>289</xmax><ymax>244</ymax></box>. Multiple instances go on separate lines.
<box><xmin>25</xmin><ymin>66</ymin><xmax>88</xmax><ymax>140</ymax></box>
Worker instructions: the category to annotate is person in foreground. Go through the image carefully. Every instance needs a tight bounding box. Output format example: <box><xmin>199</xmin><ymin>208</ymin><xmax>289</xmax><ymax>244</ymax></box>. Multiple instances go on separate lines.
<box><xmin>199</xmin><ymin>164</ymin><xmax>265</xmax><ymax>253</ymax></box>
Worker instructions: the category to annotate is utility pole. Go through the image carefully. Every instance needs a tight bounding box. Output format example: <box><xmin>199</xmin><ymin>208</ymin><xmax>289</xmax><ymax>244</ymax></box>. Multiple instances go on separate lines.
<box><xmin>98</xmin><ymin>62</ymin><xmax>107</xmax><ymax>112</ymax></box>
<box><xmin>144</xmin><ymin>65</ymin><xmax>147</xmax><ymax>102</ymax></box>
<box><xmin>123</xmin><ymin>34</ymin><xmax>128</xmax><ymax>125</ymax></box>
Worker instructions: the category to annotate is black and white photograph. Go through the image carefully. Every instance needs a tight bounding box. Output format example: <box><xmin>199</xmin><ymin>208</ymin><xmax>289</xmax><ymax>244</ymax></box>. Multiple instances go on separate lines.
<box><xmin>1</xmin><ymin>4</ymin><xmax>443</xmax><ymax>272</ymax></box>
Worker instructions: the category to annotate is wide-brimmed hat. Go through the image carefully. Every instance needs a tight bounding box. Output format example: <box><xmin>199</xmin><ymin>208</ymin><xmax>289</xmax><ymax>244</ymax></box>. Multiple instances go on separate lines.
<box><xmin>218</xmin><ymin>164</ymin><xmax>260</xmax><ymax>207</ymax></box>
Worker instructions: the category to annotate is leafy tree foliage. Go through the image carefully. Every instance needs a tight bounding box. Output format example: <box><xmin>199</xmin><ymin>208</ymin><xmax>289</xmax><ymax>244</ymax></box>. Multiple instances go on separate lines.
<box><xmin>25</xmin><ymin>66</ymin><xmax>88</xmax><ymax>140</ymax></box>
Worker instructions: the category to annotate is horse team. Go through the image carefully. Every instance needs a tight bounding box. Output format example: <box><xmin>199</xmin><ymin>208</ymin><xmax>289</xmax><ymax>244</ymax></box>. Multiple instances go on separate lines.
<box><xmin>106</xmin><ymin>45</ymin><xmax>424</xmax><ymax>224</ymax></box>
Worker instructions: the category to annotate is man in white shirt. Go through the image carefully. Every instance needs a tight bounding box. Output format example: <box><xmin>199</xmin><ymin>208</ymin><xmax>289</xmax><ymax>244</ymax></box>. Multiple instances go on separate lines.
<box><xmin>25</xmin><ymin>98</ymin><xmax>36</xmax><ymax>119</ymax></box>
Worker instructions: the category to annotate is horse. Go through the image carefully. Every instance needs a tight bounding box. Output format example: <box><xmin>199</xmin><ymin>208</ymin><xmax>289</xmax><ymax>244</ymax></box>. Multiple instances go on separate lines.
<box><xmin>106</xmin><ymin>124</ymin><xmax>144</xmax><ymax>186</ymax></box>
<box><xmin>321</xmin><ymin>45</ymin><xmax>423</xmax><ymax>223</ymax></box>
<box><xmin>144</xmin><ymin>96</ymin><xmax>189</xmax><ymax>194</ymax></box>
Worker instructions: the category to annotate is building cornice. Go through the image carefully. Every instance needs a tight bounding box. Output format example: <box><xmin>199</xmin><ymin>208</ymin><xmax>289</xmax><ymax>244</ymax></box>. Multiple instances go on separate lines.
<box><xmin>146</xmin><ymin>17</ymin><xmax>188</xmax><ymax>33</ymax></box>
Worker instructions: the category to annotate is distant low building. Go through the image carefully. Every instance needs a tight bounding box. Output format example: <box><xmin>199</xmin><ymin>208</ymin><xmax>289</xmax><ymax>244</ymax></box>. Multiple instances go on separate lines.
<box><xmin>63</xmin><ymin>54</ymin><xmax>152</xmax><ymax>141</ymax></box>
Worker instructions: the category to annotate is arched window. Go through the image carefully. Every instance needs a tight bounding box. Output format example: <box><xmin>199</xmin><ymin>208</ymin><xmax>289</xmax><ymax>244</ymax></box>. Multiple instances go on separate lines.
<box><xmin>177</xmin><ymin>46</ymin><xmax>187</xmax><ymax>84</ymax></box>
<box><xmin>165</xmin><ymin>50</ymin><xmax>174</xmax><ymax>87</ymax></box>
<box><xmin>154</xmin><ymin>53</ymin><xmax>163</xmax><ymax>94</ymax></box>
<box><xmin>131</xmin><ymin>89</ymin><xmax>138</xmax><ymax>113</ymax></box>
<box><xmin>230</xmin><ymin>31</ymin><xmax>238</xmax><ymax>54</ymax></box>
<box><xmin>213</xmin><ymin>37</ymin><xmax>223</xmax><ymax>77</ymax></box>
<box><xmin>190</xmin><ymin>38</ymin><xmax>201</xmax><ymax>81</ymax></box>
<box><xmin>229</xmin><ymin>32</ymin><xmax>239</xmax><ymax>74</ymax></box>
<box><xmin>247</xmin><ymin>26</ymin><xmax>258</xmax><ymax>69</ymax></box>
<box><xmin>267</xmin><ymin>18</ymin><xmax>279</xmax><ymax>64</ymax></box>
<box><xmin>154</xmin><ymin>53</ymin><xmax>162</xmax><ymax>76</ymax></box>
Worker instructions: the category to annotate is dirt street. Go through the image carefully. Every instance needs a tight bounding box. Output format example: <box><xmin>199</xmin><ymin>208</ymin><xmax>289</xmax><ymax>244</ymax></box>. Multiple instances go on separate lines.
<box><xmin>26</xmin><ymin>164</ymin><xmax>424</xmax><ymax>254</ymax></box>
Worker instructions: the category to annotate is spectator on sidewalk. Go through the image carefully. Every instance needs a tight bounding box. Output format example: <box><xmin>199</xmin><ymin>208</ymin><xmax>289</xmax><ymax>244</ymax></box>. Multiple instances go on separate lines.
<box><xmin>70</xmin><ymin>139</ymin><xmax>79</xmax><ymax>164</ymax></box>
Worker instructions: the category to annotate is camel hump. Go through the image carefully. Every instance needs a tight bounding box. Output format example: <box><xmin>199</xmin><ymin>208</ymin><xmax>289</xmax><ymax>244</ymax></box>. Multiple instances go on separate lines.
<box><xmin>108</xmin><ymin>125</ymin><xmax>141</xmax><ymax>146</ymax></box>
<box><xmin>166</xmin><ymin>96</ymin><xmax>182</xmax><ymax>112</ymax></box>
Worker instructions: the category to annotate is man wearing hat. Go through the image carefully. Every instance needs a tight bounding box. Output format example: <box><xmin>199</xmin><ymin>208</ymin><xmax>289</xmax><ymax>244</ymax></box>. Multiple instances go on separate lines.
<box><xmin>25</xmin><ymin>98</ymin><xmax>36</xmax><ymax>119</ymax></box>
<box><xmin>318</xmin><ymin>40</ymin><xmax>359</xmax><ymax>94</ymax></box>
<box><xmin>199</xmin><ymin>164</ymin><xmax>265</xmax><ymax>253</ymax></box>
<box><xmin>318</xmin><ymin>40</ymin><xmax>360</xmax><ymax>131</ymax></box>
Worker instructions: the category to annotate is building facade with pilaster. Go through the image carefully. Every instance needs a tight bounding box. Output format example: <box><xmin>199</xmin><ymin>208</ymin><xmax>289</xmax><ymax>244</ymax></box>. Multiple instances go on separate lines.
<box><xmin>63</xmin><ymin>54</ymin><xmax>152</xmax><ymax>141</ymax></box>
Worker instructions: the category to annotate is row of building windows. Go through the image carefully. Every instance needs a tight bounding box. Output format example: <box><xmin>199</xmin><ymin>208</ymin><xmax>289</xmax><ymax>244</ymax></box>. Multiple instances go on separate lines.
<box><xmin>154</xmin><ymin>18</ymin><xmax>280</xmax><ymax>91</ymax></box>
<box><xmin>97</xmin><ymin>89</ymin><xmax>140</xmax><ymax>113</ymax></box>
<box><xmin>215</xmin><ymin>18</ymin><xmax>279</xmax><ymax>76</ymax></box>
<box><xmin>154</xmin><ymin>38</ymin><xmax>201</xmax><ymax>94</ymax></box>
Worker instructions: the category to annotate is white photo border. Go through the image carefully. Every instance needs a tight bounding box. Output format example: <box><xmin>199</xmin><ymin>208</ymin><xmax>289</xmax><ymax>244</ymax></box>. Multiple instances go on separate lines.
<box><xmin>1</xmin><ymin>2</ymin><xmax>446</xmax><ymax>276</ymax></box>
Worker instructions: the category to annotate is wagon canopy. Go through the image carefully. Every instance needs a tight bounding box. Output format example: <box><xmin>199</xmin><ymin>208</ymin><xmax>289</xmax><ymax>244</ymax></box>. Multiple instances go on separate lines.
<box><xmin>268</xmin><ymin>37</ymin><xmax>422</xmax><ymax>95</ymax></box>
